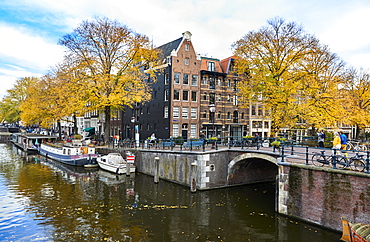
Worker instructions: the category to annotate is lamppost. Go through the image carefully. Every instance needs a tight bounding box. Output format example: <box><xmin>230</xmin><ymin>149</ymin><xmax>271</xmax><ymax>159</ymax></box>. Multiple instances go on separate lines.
<box><xmin>131</xmin><ymin>116</ymin><xmax>135</xmax><ymax>141</ymax></box>
<box><xmin>209</xmin><ymin>104</ymin><xmax>216</xmax><ymax>149</ymax></box>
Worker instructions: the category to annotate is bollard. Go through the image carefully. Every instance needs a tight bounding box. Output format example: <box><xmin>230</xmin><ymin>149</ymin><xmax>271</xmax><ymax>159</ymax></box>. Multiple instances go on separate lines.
<box><xmin>126</xmin><ymin>162</ymin><xmax>130</xmax><ymax>176</ymax></box>
<box><xmin>154</xmin><ymin>157</ymin><xmax>159</xmax><ymax>183</ymax></box>
<box><xmin>190</xmin><ymin>161</ymin><xmax>197</xmax><ymax>192</ymax></box>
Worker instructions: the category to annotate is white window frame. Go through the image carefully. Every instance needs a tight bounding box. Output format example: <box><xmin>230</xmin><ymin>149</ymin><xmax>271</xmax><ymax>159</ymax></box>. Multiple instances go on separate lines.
<box><xmin>192</xmin><ymin>75</ymin><xmax>198</xmax><ymax>86</ymax></box>
<box><xmin>191</xmin><ymin>107</ymin><xmax>197</xmax><ymax>119</ymax></box>
<box><xmin>174</xmin><ymin>73</ymin><xmax>180</xmax><ymax>84</ymax></box>
<box><xmin>173</xmin><ymin>123</ymin><xmax>179</xmax><ymax>137</ymax></box>
<box><xmin>173</xmin><ymin>106</ymin><xmax>180</xmax><ymax>118</ymax></box>
<box><xmin>190</xmin><ymin>124</ymin><xmax>197</xmax><ymax>138</ymax></box>
<box><xmin>183</xmin><ymin>73</ymin><xmax>189</xmax><ymax>85</ymax></box>
<box><xmin>182</xmin><ymin>107</ymin><xmax>188</xmax><ymax>119</ymax></box>
<box><xmin>164</xmin><ymin>106</ymin><xmax>168</xmax><ymax>118</ymax></box>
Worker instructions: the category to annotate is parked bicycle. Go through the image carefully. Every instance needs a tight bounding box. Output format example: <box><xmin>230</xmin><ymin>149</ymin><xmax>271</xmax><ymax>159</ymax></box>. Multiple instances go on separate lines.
<box><xmin>346</xmin><ymin>140</ymin><xmax>367</xmax><ymax>151</ymax></box>
<box><xmin>339</xmin><ymin>152</ymin><xmax>366</xmax><ymax>172</ymax></box>
<box><xmin>311</xmin><ymin>150</ymin><xmax>366</xmax><ymax>171</ymax></box>
<box><xmin>311</xmin><ymin>150</ymin><xmax>346</xmax><ymax>169</ymax></box>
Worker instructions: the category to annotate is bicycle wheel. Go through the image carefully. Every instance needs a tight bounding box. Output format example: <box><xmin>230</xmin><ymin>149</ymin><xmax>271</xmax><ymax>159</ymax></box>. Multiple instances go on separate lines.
<box><xmin>359</xmin><ymin>145</ymin><xmax>367</xmax><ymax>152</ymax></box>
<box><xmin>334</xmin><ymin>157</ymin><xmax>347</xmax><ymax>169</ymax></box>
<box><xmin>312</xmin><ymin>154</ymin><xmax>327</xmax><ymax>166</ymax></box>
<box><xmin>352</xmin><ymin>158</ymin><xmax>365</xmax><ymax>172</ymax></box>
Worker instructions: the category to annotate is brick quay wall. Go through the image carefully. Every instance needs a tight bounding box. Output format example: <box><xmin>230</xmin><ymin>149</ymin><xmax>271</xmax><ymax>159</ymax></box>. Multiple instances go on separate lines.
<box><xmin>278</xmin><ymin>162</ymin><xmax>370</xmax><ymax>231</ymax></box>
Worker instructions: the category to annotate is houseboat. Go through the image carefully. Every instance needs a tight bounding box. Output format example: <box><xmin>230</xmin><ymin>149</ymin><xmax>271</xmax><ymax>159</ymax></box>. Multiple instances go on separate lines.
<box><xmin>38</xmin><ymin>142</ymin><xmax>98</xmax><ymax>166</ymax></box>
<box><xmin>0</xmin><ymin>127</ymin><xmax>19</xmax><ymax>143</ymax></box>
<box><xmin>11</xmin><ymin>133</ymin><xmax>56</xmax><ymax>153</ymax></box>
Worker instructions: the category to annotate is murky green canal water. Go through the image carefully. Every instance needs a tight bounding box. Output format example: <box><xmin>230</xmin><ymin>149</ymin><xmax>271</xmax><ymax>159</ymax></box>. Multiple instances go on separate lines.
<box><xmin>0</xmin><ymin>143</ymin><xmax>341</xmax><ymax>241</ymax></box>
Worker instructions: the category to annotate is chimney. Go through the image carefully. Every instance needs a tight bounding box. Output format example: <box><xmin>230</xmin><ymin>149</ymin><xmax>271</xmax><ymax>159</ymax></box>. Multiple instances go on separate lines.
<box><xmin>182</xmin><ymin>31</ymin><xmax>192</xmax><ymax>40</ymax></box>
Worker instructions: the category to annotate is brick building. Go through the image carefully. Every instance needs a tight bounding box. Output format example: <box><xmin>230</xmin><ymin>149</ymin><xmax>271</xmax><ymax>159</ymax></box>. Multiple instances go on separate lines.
<box><xmin>118</xmin><ymin>31</ymin><xmax>270</xmax><ymax>141</ymax></box>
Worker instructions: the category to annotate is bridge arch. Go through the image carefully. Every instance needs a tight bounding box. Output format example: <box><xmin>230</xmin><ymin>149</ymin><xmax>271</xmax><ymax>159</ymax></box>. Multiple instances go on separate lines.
<box><xmin>227</xmin><ymin>153</ymin><xmax>279</xmax><ymax>186</ymax></box>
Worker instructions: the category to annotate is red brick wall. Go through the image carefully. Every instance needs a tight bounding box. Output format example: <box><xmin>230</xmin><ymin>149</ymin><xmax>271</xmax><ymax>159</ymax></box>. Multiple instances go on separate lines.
<box><xmin>279</xmin><ymin>164</ymin><xmax>370</xmax><ymax>231</ymax></box>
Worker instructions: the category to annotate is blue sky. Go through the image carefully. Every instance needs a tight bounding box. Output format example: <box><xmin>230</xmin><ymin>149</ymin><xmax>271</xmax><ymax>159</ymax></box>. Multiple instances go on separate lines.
<box><xmin>1</xmin><ymin>0</ymin><xmax>370</xmax><ymax>99</ymax></box>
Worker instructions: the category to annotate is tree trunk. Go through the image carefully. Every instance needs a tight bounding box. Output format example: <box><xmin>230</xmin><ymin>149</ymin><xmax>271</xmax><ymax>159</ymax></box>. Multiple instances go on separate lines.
<box><xmin>355</xmin><ymin>124</ymin><xmax>360</xmax><ymax>140</ymax></box>
<box><xmin>104</xmin><ymin>106</ymin><xmax>111</xmax><ymax>145</ymax></box>
<box><xmin>73</xmin><ymin>114</ymin><xmax>78</xmax><ymax>135</ymax></box>
<box><xmin>57</xmin><ymin>120</ymin><xmax>62</xmax><ymax>141</ymax></box>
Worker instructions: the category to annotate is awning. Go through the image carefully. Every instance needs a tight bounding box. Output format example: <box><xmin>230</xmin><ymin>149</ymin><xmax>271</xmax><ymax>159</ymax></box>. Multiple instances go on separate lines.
<box><xmin>83</xmin><ymin>127</ymin><xmax>95</xmax><ymax>133</ymax></box>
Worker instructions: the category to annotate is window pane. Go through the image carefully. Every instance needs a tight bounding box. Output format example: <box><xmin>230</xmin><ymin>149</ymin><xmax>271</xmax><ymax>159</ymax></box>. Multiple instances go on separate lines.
<box><xmin>183</xmin><ymin>90</ymin><xmax>189</xmax><ymax>101</ymax></box>
<box><xmin>191</xmin><ymin>91</ymin><xmax>197</xmax><ymax>102</ymax></box>
<box><xmin>173</xmin><ymin>123</ymin><xmax>179</xmax><ymax>137</ymax></box>
<box><xmin>192</xmin><ymin>75</ymin><xmax>198</xmax><ymax>86</ymax></box>
<box><xmin>191</xmin><ymin>107</ymin><xmax>197</xmax><ymax>119</ymax></box>
<box><xmin>190</xmin><ymin>124</ymin><xmax>196</xmax><ymax>138</ymax></box>
<box><xmin>183</xmin><ymin>74</ymin><xmax>189</xmax><ymax>85</ymax></box>
<box><xmin>174</xmin><ymin>89</ymin><xmax>180</xmax><ymax>100</ymax></box>
<box><xmin>173</xmin><ymin>107</ymin><xmax>179</xmax><ymax>118</ymax></box>
<box><xmin>174</xmin><ymin>73</ymin><xmax>180</xmax><ymax>84</ymax></box>
<box><xmin>210</xmin><ymin>78</ymin><xmax>215</xmax><ymax>89</ymax></box>
<box><xmin>210</xmin><ymin>93</ymin><xmax>215</xmax><ymax>104</ymax></box>
<box><xmin>182</xmin><ymin>107</ymin><xmax>188</xmax><ymax>118</ymax></box>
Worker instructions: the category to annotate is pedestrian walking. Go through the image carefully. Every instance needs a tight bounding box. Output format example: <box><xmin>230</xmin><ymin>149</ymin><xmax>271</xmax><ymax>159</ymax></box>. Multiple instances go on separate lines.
<box><xmin>340</xmin><ymin>131</ymin><xmax>348</xmax><ymax>157</ymax></box>
<box><xmin>317</xmin><ymin>130</ymin><xmax>325</xmax><ymax>148</ymax></box>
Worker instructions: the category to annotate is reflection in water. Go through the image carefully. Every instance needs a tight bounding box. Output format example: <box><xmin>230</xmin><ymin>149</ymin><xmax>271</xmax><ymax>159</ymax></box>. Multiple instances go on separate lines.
<box><xmin>0</xmin><ymin>143</ymin><xmax>341</xmax><ymax>241</ymax></box>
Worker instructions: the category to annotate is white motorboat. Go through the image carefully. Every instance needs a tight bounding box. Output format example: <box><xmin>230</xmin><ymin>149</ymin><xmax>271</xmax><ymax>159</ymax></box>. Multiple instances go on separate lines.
<box><xmin>97</xmin><ymin>153</ymin><xmax>135</xmax><ymax>174</ymax></box>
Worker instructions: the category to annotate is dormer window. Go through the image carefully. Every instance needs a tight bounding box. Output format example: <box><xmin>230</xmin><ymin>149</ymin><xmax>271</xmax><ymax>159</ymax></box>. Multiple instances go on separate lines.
<box><xmin>208</xmin><ymin>62</ymin><xmax>215</xmax><ymax>72</ymax></box>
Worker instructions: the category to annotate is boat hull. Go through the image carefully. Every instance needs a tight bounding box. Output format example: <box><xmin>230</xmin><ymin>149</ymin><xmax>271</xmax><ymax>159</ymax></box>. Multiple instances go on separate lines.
<box><xmin>97</xmin><ymin>159</ymin><xmax>135</xmax><ymax>174</ymax></box>
<box><xmin>341</xmin><ymin>217</ymin><xmax>370</xmax><ymax>242</ymax></box>
<box><xmin>39</xmin><ymin>144</ymin><xmax>98</xmax><ymax>166</ymax></box>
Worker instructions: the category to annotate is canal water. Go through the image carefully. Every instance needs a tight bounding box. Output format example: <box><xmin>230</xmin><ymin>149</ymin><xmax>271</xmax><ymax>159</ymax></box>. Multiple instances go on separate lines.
<box><xmin>0</xmin><ymin>143</ymin><xmax>341</xmax><ymax>241</ymax></box>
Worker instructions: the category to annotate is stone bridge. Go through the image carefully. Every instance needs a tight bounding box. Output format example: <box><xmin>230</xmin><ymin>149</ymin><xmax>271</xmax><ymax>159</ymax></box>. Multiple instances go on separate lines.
<box><xmin>98</xmin><ymin>147</ymin><xmax>370</xmax><ymax>232</ymax></box>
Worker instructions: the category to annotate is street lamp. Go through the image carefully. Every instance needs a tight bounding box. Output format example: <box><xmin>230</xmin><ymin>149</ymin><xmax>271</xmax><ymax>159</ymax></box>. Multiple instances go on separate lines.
<box><xmin>131</xmin><ymin>116</ymin><xmax>135</xmax><ymax>141</ymax></box>
<box><xmin>209</xmin><ymin>104</ymin><xmax>216</xmax><ymax>149</ymax></box>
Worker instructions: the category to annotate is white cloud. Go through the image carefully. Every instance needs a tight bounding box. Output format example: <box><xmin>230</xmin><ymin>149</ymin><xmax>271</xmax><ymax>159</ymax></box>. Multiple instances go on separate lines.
<box><xmin>0</xmin><ymin>66</ymin><xmax>42</xmax><ymax>99</ymax></box>
<box><xmin>0</xmin><ymin>23</ymin><xmax>64</xmax><ymax>71</ymax></box>
<box><xmin>2</xmin><ymin>0</ymin><xmax>370</xmax><ymax>101</ymax></box>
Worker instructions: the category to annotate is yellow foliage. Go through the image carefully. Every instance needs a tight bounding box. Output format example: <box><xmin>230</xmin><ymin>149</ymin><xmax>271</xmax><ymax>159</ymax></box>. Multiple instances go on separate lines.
<box><xmin>233</xmin><ymin>17</ymin><xmax>346</xmax><ymax>130</ymax></box>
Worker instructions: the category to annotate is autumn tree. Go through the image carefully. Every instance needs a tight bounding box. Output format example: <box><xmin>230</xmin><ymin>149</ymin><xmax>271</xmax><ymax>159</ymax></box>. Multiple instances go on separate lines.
<box><xmin>233</xmin><ymin>17</ymin><xmax>345</xmax><ymax>133</ymax></box>
<box><xmin>341</xmin><ymin>68</ymin><xmax>370</xmax><ymax>138</ymax></box>
<box><xmin>0</xmin><ymin>77</ymin><xmax>38</xmax><ymax>124</ymax></box>
<box><xmin>19</xmin><ymin>75</ymin><xmax>56</xmax><ymax>127</ymax></box>
<box><xmin>58</xmin><ymin>17</ymin><xmax>159</xmax><ymax>142</ymax></box>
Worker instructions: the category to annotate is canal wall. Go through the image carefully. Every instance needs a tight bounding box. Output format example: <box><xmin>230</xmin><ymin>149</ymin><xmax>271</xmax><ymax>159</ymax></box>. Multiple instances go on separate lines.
<box><xmin>98</xmin><ymin>148</ymin><xmax>278</xmax><ymax>190</ymax></box>
<box><xmin>99</xmin><ymin>148</ymin><xmax>233</xmax><ymax>190</ymax></box>
<box><xmin>277</xmin><ymin>162</ymin><xmax>370</xmax><ymax>231</ymax></box>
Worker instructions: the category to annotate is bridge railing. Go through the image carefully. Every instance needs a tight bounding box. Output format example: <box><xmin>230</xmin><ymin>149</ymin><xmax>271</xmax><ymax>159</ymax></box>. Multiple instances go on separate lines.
<box><xmin>105</xmin><ymin>138</ymin><xmax>369</xmax><ymax>174</ymax></box>
<box><xmin>276</xmin><ymin>144</ymin><xmax>370</xmax><ymax>174</ymax></box>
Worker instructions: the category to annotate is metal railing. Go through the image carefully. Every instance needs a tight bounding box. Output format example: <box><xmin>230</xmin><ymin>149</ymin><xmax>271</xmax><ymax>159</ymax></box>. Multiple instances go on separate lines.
<box><xmin>105</xmin><ymin>138</ymin><xmax>370</xmax><ymax>174</ymax></box>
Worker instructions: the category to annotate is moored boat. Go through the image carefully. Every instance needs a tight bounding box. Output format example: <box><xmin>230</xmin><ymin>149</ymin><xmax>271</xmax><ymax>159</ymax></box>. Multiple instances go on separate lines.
<box><xmin>341</xmin><ymin>217</ymin><xmax>370</xmax><ymax>242</ymax></box>
<box><xmin>97</xmin><ymin>152</ymin><xmax>135</xmax><ymax>174</ymax></box>
<box><xmin>11</xmin><ymin>133</ymin><xmax>56</xmax><ymax>153</ymax></box>
<box><xmin>39</xmin><ymin>142</ymin><xmax>98</xmax><ymax>166</ymax></box>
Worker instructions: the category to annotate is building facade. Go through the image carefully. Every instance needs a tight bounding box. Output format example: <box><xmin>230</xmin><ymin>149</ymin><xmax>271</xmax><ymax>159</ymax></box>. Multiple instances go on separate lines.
<box><xmin>118</xmin><ymin>31</ymin><xmax>270</xmax><ymax>141</ymax></box>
